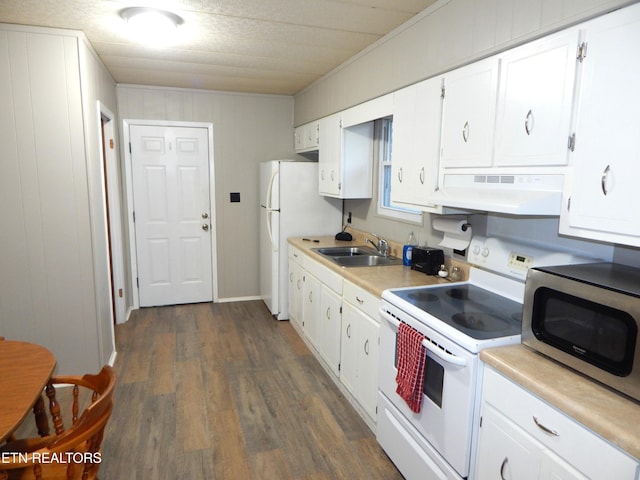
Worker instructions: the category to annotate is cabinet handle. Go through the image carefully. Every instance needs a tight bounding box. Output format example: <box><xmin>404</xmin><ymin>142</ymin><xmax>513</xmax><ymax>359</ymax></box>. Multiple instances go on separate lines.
<box><xmin>525</xmin><ymin>109</ymin><xmax>534</xmax><ymax>135</ymax></box>
<box><xmin>326</xmin><ymin>306</ymin><xmax>331</xmax><ymax>319</ymax></box>
<box><xmin>346</xmin><ymin>324</ymin><xmax>351</xmax><ymax>338</ymax></box>
<box><xmin>419</xmin><ymin>167</ymin><xmax>425</xmax><ymax>185</ymax></box>
<box><xmin>297</xmin><ymin>279</ymin><xmax>302</xmax><ymax>290</ymax></box>
<box><xmin>290</xmin><ymin>273</ymin><xmax>293</xmax><ymax>282</ymax></box>
<box><xmin>397</xmin><ymin>167</ymin><xmax>403</xmax><ymax>183</ymax></box>
<box><xmin>533</xmin><ymin>416</ymin><xmax>559</xmax><ymax>436</ymax></box>
<box><xmin>330</xmin><ymin>170</ymin><xmax>335</xmax><ymax>181</ymax></box>
<box><xmin>309</xmin><ymin>291</ymin><xmax>313</xmax><ymax>303</ymax></box>
<box><xmin>601</xmin><ymin>164</ymin><xmax>611</xmax><ymax>196</ymax></box>
<box><xmin>355</xmin><ymin>296</ymin><xmax>364</xmax><ymax>305</ymax></box>
<box><xmin>364</xmin><ymin>339</ymin><xmax>369</xmax><ymax>355</ymax></box>
<box><xmin>462</xmin><ymin>121</ymin><xmax>470</xmax><ymax>143</ymax></box>
<box><xmin>500</xmin><ymin>457</ymin><xmax>508</xmax><ymax>480</ymax></box>
<box><xmin>321</xmin><ymin>170</ymin><xmax>325</xmax><ymax>180</ymax></box>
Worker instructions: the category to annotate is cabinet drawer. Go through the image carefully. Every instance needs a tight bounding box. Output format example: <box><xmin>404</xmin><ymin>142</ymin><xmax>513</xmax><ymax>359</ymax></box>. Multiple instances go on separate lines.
<box><xmin>343</xmin><ymin>281</ymin><xmax>380</xmax><ymax>320</ymax></box>
<box><xmin>288</xmin><ymin>246</ymin><xmax>304</xmax><ymax>265</ymax></box>
<box><xmin>304</xmin><ymin>257</ymin><xmax>343</xmax><ymax>293</ymax></box>
<box><xmin>482</xmin><ymin>366</ymin><xmax>638</xmax><ymax>479</ymax></box>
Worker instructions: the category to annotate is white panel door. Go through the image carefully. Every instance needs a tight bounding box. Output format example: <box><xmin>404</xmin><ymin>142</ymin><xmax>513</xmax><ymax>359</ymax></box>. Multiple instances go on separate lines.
<box><xmin>130</xmin><ymin>125</ymin><xmax>213</xmax><ymax>306</ymax></box>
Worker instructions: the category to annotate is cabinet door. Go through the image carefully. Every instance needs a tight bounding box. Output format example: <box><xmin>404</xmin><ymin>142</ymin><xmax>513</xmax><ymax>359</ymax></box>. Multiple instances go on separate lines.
<box><xmin>441</xmin><ymin>57</ymin><xmax>500</xmax><ymax>169</ymax></box>
<box><xmin>288</xmin><ymin>258</ymin><xmax>304</xmax><ymax>329</ymax></box>
<box><xmin>357</xmin><ymin>312</ymin><xmax>379</xmax><ymax>421</ymax></box>
<box><xmin>319</xmin><ymin>287</ymin><xmax>342</xmax><ymax>377</ymax></box>
<box><xmin>475</xmin><ymin>404</ymin><xmax>542</xmax><ymax>480</ymax></box>
<box><xmin>302</xmin><ymin>272</ymin><xmax>321</xmax><ymax>348</ymax></box>
<box><xmin>563</xmin><ymin>5</ymin><xmax>640</xmax><ymax>240</ymax></box>
<box><xmin>494</xmin><ymin>29</ymin><xmax>580</xmax><ymax>167</ymax></box>
<box><xmin>391</xmin><ymin>77</ymin><xmax>443</xmax><ymax>209</ymax></box>
<box><xmin>318</xmin><ymin>113</ymin><xmax>342</xmax><ymax>196</ymax></box>
<box><xmin>340</xmin><ymin>301</ymin><xmax>359</xmax><ymax>397</ymax></box>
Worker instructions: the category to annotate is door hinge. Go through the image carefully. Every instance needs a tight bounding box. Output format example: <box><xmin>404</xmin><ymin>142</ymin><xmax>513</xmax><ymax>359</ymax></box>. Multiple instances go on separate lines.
<box><xmin>129</xmin><ymin>142</ymin><xmax>132</xmax><ymax>154</ymax></box>
<box><xmin>136</xmin><ymin>277</ymin><xmax>139</xmax><ymax>288</ymax></box>
<box><xmin>577</xmin><ymin>42</ymin><xmax>588</xmax><ymax>62</ymax></box>
<box><xmin>340</xmin><ymin>306</ymin><xmax>343</xmax><ymax>314</ymax></box>
<box><xmin>568</xmin><ymin>133</ymin><xmax>576</xmax><ymax>152</ymax></box>
<box><xmin>133</xmin><ymin>211</ymin><xmax>136</xmax><ymax>222</ymax></box>
<box><xmin>567</xmin><ymin>196</ymin><xmax>571</xmax><ymax>212</ymax></box>
<box><xmin>441</xmin><ymin>85</ymin><xmax>445</xmax><ymax>99</ymax></box>
<box><xmin>480</xmin><ymin>416</ymin><xmax>483</xmax><ymax>428</ymax></box>
<box><xmin>109</xmin><ymin>138</ymin><xmax>114</xmax><ymax>149</ymax></box>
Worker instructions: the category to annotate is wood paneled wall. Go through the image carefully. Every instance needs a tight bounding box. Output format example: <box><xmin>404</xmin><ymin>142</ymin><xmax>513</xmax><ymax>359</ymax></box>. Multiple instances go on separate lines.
<box><xmin>117</xmin><ymin>86</ymin><xmax>297</xmax><ymax>300</ymax></box>
<box><xmin>0</xmin><ymin>24</ymin><xmax>117</xmax><ymax>374</ymax></box>
<box><xmin>294</xmin><ymin>0</ymin><xmax>637</xmax><ymax>124</ymax></box>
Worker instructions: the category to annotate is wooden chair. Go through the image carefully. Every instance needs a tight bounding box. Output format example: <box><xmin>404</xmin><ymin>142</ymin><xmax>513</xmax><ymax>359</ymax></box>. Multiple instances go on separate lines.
<box><xmin>0</xmin><ymin>365</ymin><xmax>116</xmax><ymax>479</ymax></box>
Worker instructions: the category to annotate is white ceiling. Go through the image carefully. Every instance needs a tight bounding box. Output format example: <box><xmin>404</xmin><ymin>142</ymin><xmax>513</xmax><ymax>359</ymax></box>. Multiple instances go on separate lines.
<box><xmin>0</xmin><ymin>0</ymin><xmax>437</xmax><ymax>95</ymax></box>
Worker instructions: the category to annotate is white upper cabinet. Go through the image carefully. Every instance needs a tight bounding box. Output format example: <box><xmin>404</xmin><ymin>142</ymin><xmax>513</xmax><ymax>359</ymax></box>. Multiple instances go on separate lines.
<box><xmin>318</xmin><ymin>112</ymin><xmax>374</xmax><ymax>199</ymax></box>
<box><xmin>441</xmin><ymin>56</ymin><xmax>500</xmax><ymax>169</ymax></box>
<box><xmin>391</xmin><ymin>76</ymin><xmax>444</xmax><ymax>212</ymax></box>
<box><xmin>560</xmin><ymin>3</ymin><xmax>640</xmax><ymax>246</ymax></box>
<box><xmin>294</xmin><ymin>121</ymin><xmax>319</xmax><ymax>153</ymax></box>
<box><xmin>494</xmin><ymin>28</ymin><xmax>581</xmax><ymax>167</ymax></box>
<box><xmin>318</xmin><ymin>113</ymin><xmax>343</xmax><ymax>196</ymax></box>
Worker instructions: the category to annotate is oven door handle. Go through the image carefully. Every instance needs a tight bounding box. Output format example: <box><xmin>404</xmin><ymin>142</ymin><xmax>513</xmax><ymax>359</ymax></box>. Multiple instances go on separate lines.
<box><xmin>380</xmin><ymin>308</ymin><xmax>468</xmax><ymax>367</ymax></box>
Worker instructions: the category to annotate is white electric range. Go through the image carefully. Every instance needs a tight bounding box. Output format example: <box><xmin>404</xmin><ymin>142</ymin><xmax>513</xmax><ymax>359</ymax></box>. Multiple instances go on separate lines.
<box><xmin>376</xmin><ymin>236</ymin><xmax>590</xmax><ymax>480</ymax></box>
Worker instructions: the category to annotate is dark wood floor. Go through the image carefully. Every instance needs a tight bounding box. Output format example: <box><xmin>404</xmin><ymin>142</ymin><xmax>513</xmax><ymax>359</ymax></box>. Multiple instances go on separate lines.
<box><xmin>99</xmin><ymin>301</ymin><xmax>403</xmax><ymax>479</ymax></box>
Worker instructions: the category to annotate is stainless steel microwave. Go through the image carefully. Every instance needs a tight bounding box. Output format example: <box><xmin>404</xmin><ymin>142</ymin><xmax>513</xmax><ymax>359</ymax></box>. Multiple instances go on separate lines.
<box><xmin>522</xmin><ymin>262</ymin><xmax>640</xmax><ymax>402</ymax></box>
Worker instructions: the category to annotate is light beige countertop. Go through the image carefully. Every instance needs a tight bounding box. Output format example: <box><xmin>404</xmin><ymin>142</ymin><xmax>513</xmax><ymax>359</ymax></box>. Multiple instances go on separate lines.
<box><xmin>481</xmin><ymin>344</ymin><xmax>640</xmax><ymax>460</ymax></box>
<box><xmin>288</xmin><ymin>234</ymin><xmax>468</xmax><ymax>296</ymax></box>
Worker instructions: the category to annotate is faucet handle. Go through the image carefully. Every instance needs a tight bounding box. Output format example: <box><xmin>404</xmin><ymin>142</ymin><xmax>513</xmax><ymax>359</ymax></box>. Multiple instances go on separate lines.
<box><xmin>379</xmin><ymin>239</ymin><xmax>389</xmax><ymax>256</ymax></box>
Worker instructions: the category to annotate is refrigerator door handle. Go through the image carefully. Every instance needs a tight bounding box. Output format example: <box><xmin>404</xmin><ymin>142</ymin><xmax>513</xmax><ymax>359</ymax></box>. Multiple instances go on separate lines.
<box><xmin>266</xmin><ymin>209</ymin><xmax>278</xmax><ymax>252</ymax></box>
<box><xmin>265</xmin><ymin>167</ymin><xmax>278</xmax><ymax>210</ymax></box>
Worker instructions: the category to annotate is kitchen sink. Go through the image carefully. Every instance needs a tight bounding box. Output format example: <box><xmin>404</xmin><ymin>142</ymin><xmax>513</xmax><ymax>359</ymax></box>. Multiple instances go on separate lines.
<box><xmin>312</xmin><ymin>246</ymin><xmax>379</xmax><ymax>257</ymax></box>
<box><xmin>312</xmin><ymin>246</ymin><xmax>403</xmax><ymax>267</ymax></box>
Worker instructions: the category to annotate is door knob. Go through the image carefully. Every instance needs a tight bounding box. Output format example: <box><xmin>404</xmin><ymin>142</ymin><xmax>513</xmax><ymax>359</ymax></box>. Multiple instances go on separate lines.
<box><xmin>202</xmin><ymin>224</ymin><xmax>209</xmax><ymax>231</ymax></box>
<box><xmin>202</xmin><ymin>212</ymin><xmax>209</xmax><ymax>219</ymax></box>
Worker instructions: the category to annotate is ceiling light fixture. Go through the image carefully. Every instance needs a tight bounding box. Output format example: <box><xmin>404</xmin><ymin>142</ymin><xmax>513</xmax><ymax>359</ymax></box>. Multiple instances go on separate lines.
<box><xmin>120</xmin><ymin>7</ymin><xmax>184</xmax><ymax>45</ymax></box>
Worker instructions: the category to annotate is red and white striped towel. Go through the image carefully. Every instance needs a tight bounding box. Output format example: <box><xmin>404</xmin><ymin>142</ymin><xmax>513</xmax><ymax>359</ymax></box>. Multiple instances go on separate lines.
<box><xmin>395</xmin><ymin>322</ymin><xmax>427</xmax><ymax>413</ymax></box>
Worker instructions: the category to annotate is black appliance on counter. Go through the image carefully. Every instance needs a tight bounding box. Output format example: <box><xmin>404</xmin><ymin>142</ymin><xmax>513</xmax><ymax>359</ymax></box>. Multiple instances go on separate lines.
<box><xmin>411</xmin><ymin>247</ymin><xmax>444</xmax><ymax>275</ymax></box>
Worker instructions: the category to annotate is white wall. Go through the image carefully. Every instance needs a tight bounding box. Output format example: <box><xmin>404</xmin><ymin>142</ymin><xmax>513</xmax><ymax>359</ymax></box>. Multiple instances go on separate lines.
<box><xmin>117</xmin><ymin>85</ymin><xmax>297</xmax><ymax>300</ymax></box>
<box><xmin>0</xmin><ymin>24</ymin><xmax>117</xmax><ymax>374</ymax></box>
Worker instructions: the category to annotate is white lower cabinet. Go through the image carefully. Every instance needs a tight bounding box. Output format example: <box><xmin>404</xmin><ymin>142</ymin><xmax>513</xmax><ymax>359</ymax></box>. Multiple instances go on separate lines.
<box><xmin>287</xmin><ymin>251</ymin><xmax>381</xmax><ymax>428</ymax></box>
<box><xmin>288</xmin><ymin>247</ymin><xmax>305</xmax><ymax>331</ymax></box>
<box><xmin>474</xmin><ymin>366</ymin><xmax>639</xmax><ymax>480</ymax></box>
<box><xmin>302</xmin><ymin>256</ymin><xmax>344</xmax><ymax>376</ymax></box>
<box><xmin>340</xmin><ymin>281</ymin><xmax>380</xmax><ymax>423</ymax></box>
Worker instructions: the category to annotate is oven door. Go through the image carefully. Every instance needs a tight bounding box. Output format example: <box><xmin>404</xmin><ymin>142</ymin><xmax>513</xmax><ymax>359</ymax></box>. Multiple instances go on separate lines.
<box><xmin>378</xmin><ymin>301</ymin><xmax>478</xmax><ymax>478</ymax></box>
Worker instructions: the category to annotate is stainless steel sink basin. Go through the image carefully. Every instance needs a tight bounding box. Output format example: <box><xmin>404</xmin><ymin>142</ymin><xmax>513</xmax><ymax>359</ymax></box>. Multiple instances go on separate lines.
<box><xmin>311</xmin><ymin>245</ymin><xmax>403</xmax><ymax>267</ymax></box>
<box><xmin>332</xmin><ymin>255</ymin><xmax>403</xmax><ymax>267</ymax></box>
<box><xmin>312</xmin><ymin>246</ymin><xmax>378</xmax><ymax>257</ymax></box>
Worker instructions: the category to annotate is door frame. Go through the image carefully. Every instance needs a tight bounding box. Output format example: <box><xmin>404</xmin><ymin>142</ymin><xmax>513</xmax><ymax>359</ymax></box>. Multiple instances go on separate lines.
<box><xmin>98</xmin><ymin>102</ymin><xmax>127</xmax><ymax>325</ymax></box>
<box><xmin>122</xmin><ymin>119</ymin><xmax>218</xmax><ymax>309</ymax></box>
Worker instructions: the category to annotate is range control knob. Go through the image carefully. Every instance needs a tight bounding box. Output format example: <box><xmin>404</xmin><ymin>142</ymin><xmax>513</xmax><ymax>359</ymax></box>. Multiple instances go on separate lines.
<box><xmin>472</xmin><ymin>245</ymin><xmax>481</xmax><ymax>255</ymax></box>
<box><xmin>481</xmin><ymin>247</ymin><xmax>490</xmax><ymax>257</ymax></box>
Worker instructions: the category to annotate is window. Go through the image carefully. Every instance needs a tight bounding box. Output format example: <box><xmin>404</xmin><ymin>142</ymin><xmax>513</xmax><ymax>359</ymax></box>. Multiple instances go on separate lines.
<box><xmin>377</xmin><ymin>117</ymin><xmax>423</xmax><ymax>223</ymax></box>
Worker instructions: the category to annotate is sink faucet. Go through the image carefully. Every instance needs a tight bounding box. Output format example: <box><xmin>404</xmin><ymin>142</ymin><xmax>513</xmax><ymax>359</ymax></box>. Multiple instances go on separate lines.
<box><xmin>366</xmin><ymin>233</ymin><xmax>389</xmax><ymax>257</ymax></box>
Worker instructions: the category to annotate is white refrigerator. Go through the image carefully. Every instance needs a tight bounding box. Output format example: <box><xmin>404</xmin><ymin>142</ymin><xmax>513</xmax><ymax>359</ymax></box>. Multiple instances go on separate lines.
<box><xmin>260</xmin><ymin>160</ymin><xmax>342</xmax><ymax>320</ymax></box>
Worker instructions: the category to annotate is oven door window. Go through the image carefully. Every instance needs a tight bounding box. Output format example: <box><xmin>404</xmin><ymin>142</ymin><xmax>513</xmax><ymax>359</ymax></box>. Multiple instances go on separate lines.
<box><xmin>394</xmin><ymin>335</ymin><xmax>445</xmax><ymax>408</ymax></box>
<box><xmin>532</xmin><ymin>287</ymin><xmax>637</xmax><ymax>376</ymax></box>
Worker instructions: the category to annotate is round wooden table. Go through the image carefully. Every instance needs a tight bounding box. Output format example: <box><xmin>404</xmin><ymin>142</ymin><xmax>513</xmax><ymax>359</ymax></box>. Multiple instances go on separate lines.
<box><xmin>0</xmin><ymin>340</ymin><xmax>56</xmax><ymax>443</ymax></box>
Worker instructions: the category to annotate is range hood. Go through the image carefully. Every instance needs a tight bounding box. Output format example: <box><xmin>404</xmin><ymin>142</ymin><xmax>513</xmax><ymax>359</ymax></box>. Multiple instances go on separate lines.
<box><xmin>429</xmin><ymin>173</ymin><xmax>565</xmax><ymax>215</ymax></box>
